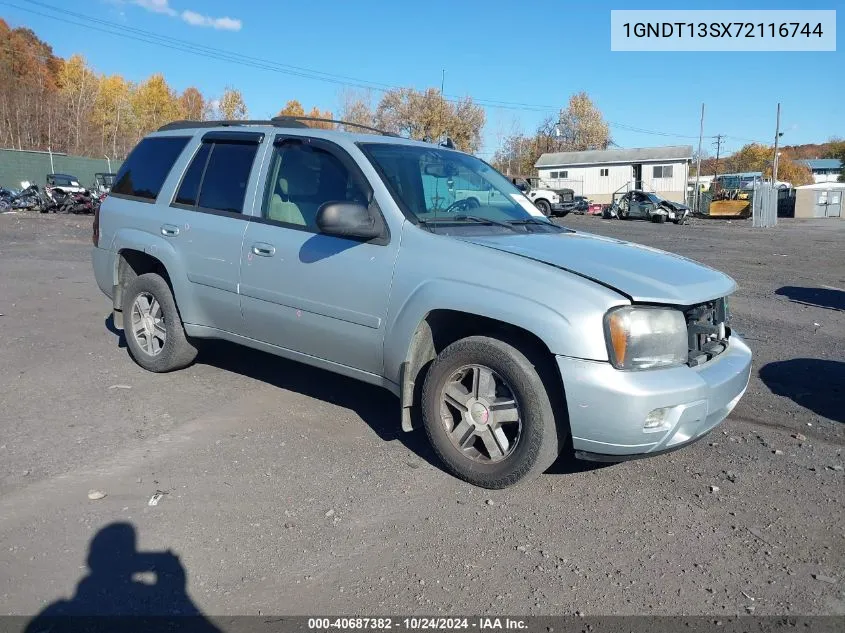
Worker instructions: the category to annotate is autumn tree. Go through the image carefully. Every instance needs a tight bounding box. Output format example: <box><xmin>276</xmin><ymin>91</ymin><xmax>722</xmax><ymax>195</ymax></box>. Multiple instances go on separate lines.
<box><xmin>131</xmin><ymin>73</ymin><xmax>180</xmax><ymax>139</ymax></box>
<box><xmin>492</xmin><ymin>92</ymin><xmax>609</xmax><ymax>176</ymax></box>
<box><xmin>92</xmin><ymin>74</ymin><xmax>132</xmax><ymax>158</ymax></box>
<box><xmin>58</xmin><ymin>54</ymin><xmax>100</xmax><ymax>154</ymax></box>
<box><xmin>723</xmin><ymin>143</ymin><xmax>771</xmax><ymax>173</ymax></box>
<box><xmin>178</xmin><ymin>87</ymin><xmax>206</xmax><ymax>120</ymax></box>
<box><xmin>277</xmin><ymin>100</ymin><xmax>305</xmax><ymax>118</ymax></box>
<box><xmin>375</xmin><ymin>87</ymin><xmax>485</xmax><ymax>153</ymax></box>
<box><xmin>339</xmin><ymin>89</ymin><xmax>375</xmax><ymax>130</ymax></box>
<box><xmin>549</xmin><ymin>92</ymin><xmax>610</xmax><ymax>152</ymax></box>
<box><xmin>770</xmin><ymin>157</ymin><xmax>813</xmax><ymax>186</ymax></box>
<box><xmin>218</xmin><ymin>86</ymin><xmax>248</xmax><ymax>120</ymax></box>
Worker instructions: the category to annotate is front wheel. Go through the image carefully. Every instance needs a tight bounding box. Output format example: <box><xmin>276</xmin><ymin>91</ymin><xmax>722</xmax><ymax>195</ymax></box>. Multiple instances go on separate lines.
<box><xmin>421</xmin><ymin>336</ymin><xmax>561</xmax><ymax>488</ymax></box>
<box><xmin>534</xmin><ymin>199</ymin><xmax>551</xmax><ymax>217</ymax></box>
<box><xmin>122</xmin><ymin>273</ymin><xmax>197</xmax><ymax>373</ymax></box>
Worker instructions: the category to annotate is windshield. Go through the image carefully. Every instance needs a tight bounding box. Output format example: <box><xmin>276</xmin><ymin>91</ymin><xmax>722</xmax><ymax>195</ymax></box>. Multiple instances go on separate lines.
<box><xmin>52</xmin><ymin>176</ymin><xmax>79</xmax><ymax>186</ymax></box>
<box><xmin>361</xmin><ymin>144</ymin><xmax>549</xmax><ymax>227</ymax></box>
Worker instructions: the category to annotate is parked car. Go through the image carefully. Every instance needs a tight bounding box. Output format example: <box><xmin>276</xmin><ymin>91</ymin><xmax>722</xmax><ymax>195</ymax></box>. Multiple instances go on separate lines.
<box><xmin>511</xmin><ymin>177</ymin><xmax>575</xmax><ymax>217</ymax></box>
<box><xmin>573</xmin><ymin>196</ymin><xmax>589</xmax><ymax>214</ymax></box>
<box><xmin>92</xmin><ymin>118</ymin><xmax>751</xmax><ymax>489</ymax></box>
<box><xmin>604</xmin><ymin>190</ymin><xmax>690</xmax><ymax>224</ymax></box>
<box><xmin>46</xmin><ymin>173</ymin><xmax>86</xmax><ymax>194</ymax></box>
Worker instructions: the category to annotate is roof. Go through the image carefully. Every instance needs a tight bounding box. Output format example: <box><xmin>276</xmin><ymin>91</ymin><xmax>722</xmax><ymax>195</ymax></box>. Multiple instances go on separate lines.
<box><xmin>716</xmin><ymin>171</ymin><xmax>763</xmax><ymax>178</ymax></box>
<box><xmin>152</xmin><ymin>121</ymin><xmax>458</xmax><ymax>151</ymax></box>
<box><xmin>794</xmin><ymin>181</ymin><xmax>845</xmax><ymax>190</ymax></box>
<box><xmin>797</xmin><ymin>158</ymin><xmax>842</xmax><ymax>170</ymax></box>
<box><xmin>535</xmin><ymin>145</ymin><xmax>693</xmax><ymax>168</ymax></box>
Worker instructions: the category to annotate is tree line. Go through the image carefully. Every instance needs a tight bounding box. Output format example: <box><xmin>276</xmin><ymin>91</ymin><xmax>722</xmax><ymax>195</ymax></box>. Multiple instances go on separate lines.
<box><xmin>0</xmin><ymin>19</ymin><xmax>253</xmax><ymax>159</ymax></box>
<box><xmin>0</xmin><ymin>18</ymin><xmax>489</xmax><ymax>160</ymax></box>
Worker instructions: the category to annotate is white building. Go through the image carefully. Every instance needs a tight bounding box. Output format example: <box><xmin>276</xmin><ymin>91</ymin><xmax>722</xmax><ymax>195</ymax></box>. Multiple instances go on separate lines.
<box><xmin>535</xmin><ymin>145</ymin><xmax>693</xmax><ymax>204</ymax></box>
<box><xmin>797</xmin><ymin>159</ymin><xmax>842</xmax><ymax>184</ymax></box>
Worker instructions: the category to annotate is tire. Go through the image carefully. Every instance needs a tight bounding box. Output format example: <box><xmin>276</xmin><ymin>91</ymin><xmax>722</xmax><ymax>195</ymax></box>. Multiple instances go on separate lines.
<box><xmin>534</xmin><ymin>199</ymin><xmax>551</xmax><ymax>217</ymax></box>
<box><xmin>654</xmin><ymin>214</ymin><xmax>666</xmax><ymax>224</ymax></box>
<box><xmin>121</xmin><ymin>273</ymin><xmax>197</xmax><ymax>373</ymax></box>
<box><xmin>421</xmin><ymin>336</ymin><xmax>561</xmax><ymax>488</ymax></box>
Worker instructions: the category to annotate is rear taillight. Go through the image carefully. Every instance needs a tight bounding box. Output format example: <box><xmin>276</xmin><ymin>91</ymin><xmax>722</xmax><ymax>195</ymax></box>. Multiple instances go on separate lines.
<box><xmin>92</xmin><ymin>204</ymin><xmax>100</xmax><ymax>246</ymax></box>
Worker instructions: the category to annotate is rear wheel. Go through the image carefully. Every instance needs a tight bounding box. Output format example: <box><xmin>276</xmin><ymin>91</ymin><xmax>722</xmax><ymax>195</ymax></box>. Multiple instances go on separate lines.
<box><xmin>534</xmin><ymin>199</ymin><xmax>552</xmax><ymax>217</ymax></box>
<box><xmin>421</xmin><ymin>336</ymin><xmax>561</xmax><ymax>488</ymax></box>
<box><xmin>122</xmin><ymin>273</ymin><xmax>197</xmax><ymax>373</ymax></box>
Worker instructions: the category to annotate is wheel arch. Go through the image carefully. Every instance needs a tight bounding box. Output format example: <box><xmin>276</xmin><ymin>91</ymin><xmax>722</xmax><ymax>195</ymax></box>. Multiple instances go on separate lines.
<box><xmin>395</xmin><ymin>307</ymin><xmax>568</xmax><ymax>434</ymax></box>
<box><xmin>110</xmin><ymin>230</ymin><xmax>194</xmax><ymax>328</ymax></box>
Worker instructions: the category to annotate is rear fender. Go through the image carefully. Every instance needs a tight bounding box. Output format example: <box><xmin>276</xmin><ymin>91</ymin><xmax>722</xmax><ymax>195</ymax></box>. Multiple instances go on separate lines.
<box><xmin>111</xmin><ymin>228</ymin><xmax>198</xmax><ymax>324</ymax></box>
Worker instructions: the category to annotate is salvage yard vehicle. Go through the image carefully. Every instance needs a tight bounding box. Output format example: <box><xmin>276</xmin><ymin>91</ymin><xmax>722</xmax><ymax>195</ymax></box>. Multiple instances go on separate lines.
<box><xmin>604</xmin><ymin>190</ymin><xmax>690</xmax><ymax>224</ymax></box>
<box><xmin>92</xmin><ymin>172</ymin><xmax>117</xmax><ymax>195</ymax></box>
<box><xmin>512</xmin><ymin>177</ymin><xmax>575</xmax><ymax>217</ymax></box>
<box><xmin>92</xmin><ymin>117</ymin><xmax>752</xmax><ymax>489</ymax></box>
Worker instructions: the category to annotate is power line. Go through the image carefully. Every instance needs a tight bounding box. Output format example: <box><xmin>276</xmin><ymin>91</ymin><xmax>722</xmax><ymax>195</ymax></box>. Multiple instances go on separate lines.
<box><xmin>3</xmin><ymin>0</ymin><xmax>770</xmax><ymax>145</ymax></box>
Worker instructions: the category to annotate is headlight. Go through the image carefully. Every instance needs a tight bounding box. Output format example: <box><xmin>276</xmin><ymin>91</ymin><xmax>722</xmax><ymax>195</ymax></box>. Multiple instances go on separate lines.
<box><xmin>604</xmin><ymin>306</ymin><xmax>688</xmax><ymax>370</ymax></box>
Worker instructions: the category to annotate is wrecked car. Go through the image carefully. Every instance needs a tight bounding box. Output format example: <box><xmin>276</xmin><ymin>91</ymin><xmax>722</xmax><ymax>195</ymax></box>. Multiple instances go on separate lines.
<box><xmin>604</xmin><ymin>190</ymin><xmax>690</xmax><ymax>224</ymax></box>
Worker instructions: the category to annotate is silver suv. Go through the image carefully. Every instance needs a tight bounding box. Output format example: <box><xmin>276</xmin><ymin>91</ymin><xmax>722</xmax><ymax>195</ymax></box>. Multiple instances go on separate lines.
<box><xmin>92</xmin><ymin>117</ymin><xmax>752</xmax><ymax>489</ymax></box>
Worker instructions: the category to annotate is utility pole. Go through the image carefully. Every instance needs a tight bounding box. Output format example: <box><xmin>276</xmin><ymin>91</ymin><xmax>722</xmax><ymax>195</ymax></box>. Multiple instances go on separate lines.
<box><xmin>712</xmin><ymin>134</ymin><xmax>725</xmax><ymax>179</ymax></box>
<box><xmin>440</xmin><ymin>69</ymin><xmax>446</xmax><ymax>144</ymax></box>
<box><xmin>694</xmin><ymin>103</ymin><xmax>705</xmax><ymax>214</ymax></box>
<box><xmin>772</xmin><ymin>102</ymin><xmax>781</xmax><ymax>185</ymax></box>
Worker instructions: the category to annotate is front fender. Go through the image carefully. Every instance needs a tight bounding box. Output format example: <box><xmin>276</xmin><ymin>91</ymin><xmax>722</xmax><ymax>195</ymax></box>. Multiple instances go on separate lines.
<box><xmin>384</xmin><ymin>278</ymin><xmax>577</xmax><ymax>385</ymax></box>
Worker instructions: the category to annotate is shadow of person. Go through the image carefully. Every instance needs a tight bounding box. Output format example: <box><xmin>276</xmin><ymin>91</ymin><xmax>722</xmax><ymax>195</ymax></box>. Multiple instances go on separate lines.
<box><xmin>25</xmin><ymin>522</ymin><xmax>222</xmax><ymax>633</ymax></box>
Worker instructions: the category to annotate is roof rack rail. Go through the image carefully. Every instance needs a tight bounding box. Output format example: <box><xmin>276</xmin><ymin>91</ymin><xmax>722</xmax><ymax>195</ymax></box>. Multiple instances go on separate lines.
<box><xmin>270</xmin><ymin>116</ymin><xmax>399</xmax><ymax>137</ymax></box>
<box><xmin>157</xmin><ymin>119</ymin><xmax>309</xmax><ymax>132</ymax></box>
<box><xmin>157</xmin><ymin>116</ymin><xmax>399</xmax><ymax>137</ymax></box>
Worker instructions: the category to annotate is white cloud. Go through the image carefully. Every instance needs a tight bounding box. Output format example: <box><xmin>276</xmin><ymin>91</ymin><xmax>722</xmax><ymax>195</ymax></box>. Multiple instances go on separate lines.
<box><xmin>132</xmin><ymin>0</ymin><xmax>242</xmax><ymax>31</ymax></box>
<box><xmin>133</xmin><ymin>0</ymin><xmax>176</xmax><ymax>16</ymax></box>
<box><xmin>181</xmin><ymin>10</ymin><xmax>242</xmax><ymax>31</ymax></box>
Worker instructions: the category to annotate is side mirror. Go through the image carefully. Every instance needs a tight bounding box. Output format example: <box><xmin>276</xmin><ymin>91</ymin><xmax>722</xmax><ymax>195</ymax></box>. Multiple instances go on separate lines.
<box><xmin>316</xmin><ymin>202</ymin><xmax>381</xmax><ymax>240</ymax></box>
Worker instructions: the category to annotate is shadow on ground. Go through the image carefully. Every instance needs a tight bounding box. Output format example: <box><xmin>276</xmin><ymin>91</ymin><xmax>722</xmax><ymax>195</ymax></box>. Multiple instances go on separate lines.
<box><xmin>775</xmin><ymin>286</ymin><xmax>845</xmax><ymax>311</ymax></box>
<box><xmin>759</xmin><ymin>358</ymin><xmax>844</xmax><ymax>424</ymax></box>
<box><xmin>25</xmin><ymin>522</ymin><xmax>221</xmax><ymax>632</ymax></box>
<box><xmin>196</xmin><ymin>339</ymin><xmax>601</xmax><ymax>478</ymax></box>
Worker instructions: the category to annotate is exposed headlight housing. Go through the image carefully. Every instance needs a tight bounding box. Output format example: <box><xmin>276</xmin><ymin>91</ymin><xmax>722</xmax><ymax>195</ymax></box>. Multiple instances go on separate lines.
<box><xmin>604</xmin><ymin>306</ymin><xmax>688</xmax><ymax>370</ymax></box>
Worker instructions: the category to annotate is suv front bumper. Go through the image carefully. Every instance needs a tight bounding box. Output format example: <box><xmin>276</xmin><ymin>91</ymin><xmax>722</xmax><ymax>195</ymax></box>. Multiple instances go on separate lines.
<box><xmin>556</xmin><ymin>334</ymin><xmax>752</xmax><ymax>459</ymax></box>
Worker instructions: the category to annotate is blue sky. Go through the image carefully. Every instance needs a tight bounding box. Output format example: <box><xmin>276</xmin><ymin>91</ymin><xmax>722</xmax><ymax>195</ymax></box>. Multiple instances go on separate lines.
<box><xmin>2</xmin><ymin>0</ymin><xmax>842</xmax><ymax>157</ymax></box>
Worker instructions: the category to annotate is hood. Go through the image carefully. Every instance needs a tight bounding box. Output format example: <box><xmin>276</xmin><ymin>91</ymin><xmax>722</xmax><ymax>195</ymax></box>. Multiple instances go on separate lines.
<box><xmin>461</xmin><ymin>231</ymin><xmax>735</xmax><ymax>305</ymax></box>
<box><xmin>660</xmin><ymin>200</ymin><xmax>689</xmax><ymax>211</ymax></box>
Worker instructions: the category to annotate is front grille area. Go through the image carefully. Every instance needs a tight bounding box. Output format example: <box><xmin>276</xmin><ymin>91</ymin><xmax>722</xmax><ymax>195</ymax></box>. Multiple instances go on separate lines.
<box><xmin>685</xmin><ymin>298</ymin><xmax>731</xmax><ymax>367</ymax></box>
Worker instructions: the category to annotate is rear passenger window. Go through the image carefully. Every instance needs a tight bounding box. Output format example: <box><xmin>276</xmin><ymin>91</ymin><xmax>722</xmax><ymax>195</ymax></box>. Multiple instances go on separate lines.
<box><xmin>172</xmin><ymin>141</ymin><xmax>258</xmax><ymax>214</ymax></box>
<box><xmin>175</xmin><ymin>143</ymin><xmax>211</xmax><ymax>206</ymax></box>
<box><xmin>112</xmin><ymin>136</ymin><xmax>190</xmax><ymax>201</ymax></box>
<box><xmin>198</xmin><ymin>143</ymin><xmax>258</xmax><ymax>213</ymax></box>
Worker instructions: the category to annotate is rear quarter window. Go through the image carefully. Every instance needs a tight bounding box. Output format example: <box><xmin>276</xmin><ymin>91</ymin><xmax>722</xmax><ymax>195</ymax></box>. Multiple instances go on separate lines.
<box><xmin>112</xmin><ymin>136</ymin><xmax>190</xmax><ymax>201</ymax></box>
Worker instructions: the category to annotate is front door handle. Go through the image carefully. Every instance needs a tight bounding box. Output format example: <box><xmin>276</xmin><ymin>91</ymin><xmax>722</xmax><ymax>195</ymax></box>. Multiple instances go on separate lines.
<box><xmin>161</xmin><ymin>224</ymin><xmax>180</xmax><ymax>237</ymax></box>
<box><xmin>252</xmin><ymin>242</ymin><xmax>276</xmax><ymax>257</ymax></box>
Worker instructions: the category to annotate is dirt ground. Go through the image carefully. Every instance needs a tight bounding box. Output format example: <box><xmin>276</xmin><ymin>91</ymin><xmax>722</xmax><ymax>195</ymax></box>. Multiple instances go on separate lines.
<box><xmin>0</xmin><ymin>211</ymin><xmax>842</xmax><ymax>619</ymax></box>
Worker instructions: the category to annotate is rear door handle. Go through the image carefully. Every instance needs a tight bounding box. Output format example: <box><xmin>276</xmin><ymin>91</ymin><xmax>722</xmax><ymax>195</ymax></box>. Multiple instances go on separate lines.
<box><xmin>252</xmin><ymin>242</ymin><xmax>276</xmax><ymax>257</ymax></box>
<box><xmin>161</xmin><ymin>224</ymin><xmax>180</xmax><ymax>237</ymax></box>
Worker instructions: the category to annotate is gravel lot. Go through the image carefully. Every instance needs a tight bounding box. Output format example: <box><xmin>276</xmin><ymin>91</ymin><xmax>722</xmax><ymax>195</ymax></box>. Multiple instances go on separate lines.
<box><xmin>0</xmin><ymin>211</ymin><xmax>842</xmax><ymax>618</ymax></box>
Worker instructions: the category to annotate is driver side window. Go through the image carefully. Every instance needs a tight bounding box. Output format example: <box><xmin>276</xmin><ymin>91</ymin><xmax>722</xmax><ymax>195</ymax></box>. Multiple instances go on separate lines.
<box><xmin>262</xmin><ymin>141</ymin><xmax>370</xmax><ymax>231</ymax></box>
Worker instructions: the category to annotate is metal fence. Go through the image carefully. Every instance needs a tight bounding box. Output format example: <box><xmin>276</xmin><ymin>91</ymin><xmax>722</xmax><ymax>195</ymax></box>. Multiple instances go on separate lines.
<box><xmin>0</xmin><ymin>148</ymin><xmax>122</xmax><ymax>190</ymax></box>
<box><xmin>752</xmin><ymin>182</ymin><xmax>778</xmax><ymax>227</ymax></box>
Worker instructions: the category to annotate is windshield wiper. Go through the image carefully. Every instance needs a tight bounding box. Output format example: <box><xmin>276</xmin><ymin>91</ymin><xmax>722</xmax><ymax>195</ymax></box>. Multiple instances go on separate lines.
<box><xmin>420</xmin><ymin>214</ymin><xmax>519</xmax><ymax>232</ymax></box>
